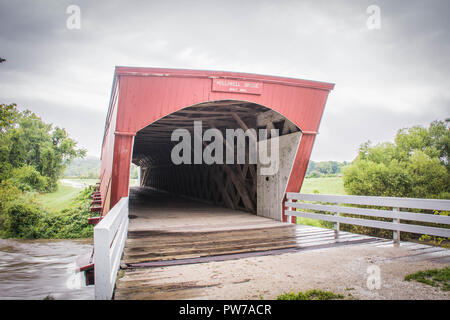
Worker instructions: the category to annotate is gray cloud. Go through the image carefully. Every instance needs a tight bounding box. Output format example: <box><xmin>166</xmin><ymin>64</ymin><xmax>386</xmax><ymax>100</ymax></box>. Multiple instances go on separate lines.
<box><xmin>1</xmin><ymin>0</ymin><xmax>449</xmax><ymax>161</ymax></box>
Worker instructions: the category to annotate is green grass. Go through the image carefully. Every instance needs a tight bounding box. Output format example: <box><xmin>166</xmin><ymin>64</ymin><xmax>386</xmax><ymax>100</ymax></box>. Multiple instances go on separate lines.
<box><xmin>36</xmin><ymin>183</ymin><xmax>80</xmax><ymax>212</ymax></box>
<box><xmin>37</xmin><ymin>178</ymin><xmax>138</xmax><ymax>212</ymax></box>
<box><xmin>277</xmin><ymin>289</ymin><xmax>344</xmax><ymax>300</ymax></box>
<box><xmin>296</xmin><ymin>176</ymin><xmax>346</xmax><ymax>228</ymax></box>
<box><xmin>404</xmin><ymin>266</ymin><xmax>450</xmax><ymax>291</ymax></box>
<box><xmin>300</xmin><ymin>176</ymin><xmax>346</xmax><ymax>195</ymax></box>
<box><xmin>296</xmin><ymin>217</ymin><xmax>331</xmax><ymax>228</ymax></box>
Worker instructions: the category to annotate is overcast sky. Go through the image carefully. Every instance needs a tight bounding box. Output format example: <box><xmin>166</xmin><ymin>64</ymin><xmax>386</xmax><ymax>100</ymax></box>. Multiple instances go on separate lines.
<box><xmin>1</xmin><ymin>0</ymin><xmax>449</xmax><ymax>162</ymax></box>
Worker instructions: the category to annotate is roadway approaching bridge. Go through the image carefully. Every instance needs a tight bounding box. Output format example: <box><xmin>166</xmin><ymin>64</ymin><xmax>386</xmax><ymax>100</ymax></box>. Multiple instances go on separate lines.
<box><xmin>83</xmin><ymin>67</ymin><xmax>450</xmax><ymax>300</ymax></box>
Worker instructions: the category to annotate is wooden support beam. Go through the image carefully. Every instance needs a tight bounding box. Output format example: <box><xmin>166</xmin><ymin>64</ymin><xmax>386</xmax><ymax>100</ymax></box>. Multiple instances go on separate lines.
<box><xmin>231</xmin><ymin>112</ymin><xmax>258</xmax><ymax>142</ymax></box>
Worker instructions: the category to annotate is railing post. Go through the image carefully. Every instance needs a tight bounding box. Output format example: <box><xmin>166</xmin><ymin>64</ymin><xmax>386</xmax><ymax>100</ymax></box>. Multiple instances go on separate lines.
<box><xmin>334</xmin><ymin>202</ymin><xmax>340</xmax><ymax>239</ymax></box>
<box><xmin>93</xmin><ymin>197</ymin><xmax>129</xmax><ymax>300</ymax></box>
<box><xmin>94</xmin><ymin>226</ymin><xmax>112</xmax><ymax>300</ymax></box>
<box><xmin>285</xmin><ymin>197</ymin><xmax>293</xmax><ymax>224</ymax></box>
<box><xmin>393</xmin><ymin>207</ymin><xmax>400</xmax><ymax>245</ymax></box>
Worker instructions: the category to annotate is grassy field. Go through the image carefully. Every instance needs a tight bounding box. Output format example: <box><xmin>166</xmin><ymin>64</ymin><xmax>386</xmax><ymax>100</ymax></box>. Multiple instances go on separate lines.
<box><xmin>37</xmin><ymin>178</ymin><xmax>139</xmax><ymax>212</ymax></box>
<box><xmin>300</xmin><ymin>176</ymin><xmax>346</xmax><ymax>195</ymax></box>
<box><xmin>36</xmin><ymin>179</ymin><xmax>95</xmax><ymax>212</ymax></box>
<box><xmin>36</xmin><ymin>183</ymin><xmax>81</xmax><ymax>212</ymax></box>
<box><xmin>297</xmin><ymin>176</ymin><xmax>346</xmax><ymax>228</ymax></box>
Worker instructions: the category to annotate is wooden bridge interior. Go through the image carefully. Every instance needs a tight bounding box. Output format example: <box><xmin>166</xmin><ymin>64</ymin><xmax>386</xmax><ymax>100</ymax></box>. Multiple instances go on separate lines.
<box><xmin>131</xmin><ymin>100</ymin><xmax>300</xmax><ymax>214</ymax></box>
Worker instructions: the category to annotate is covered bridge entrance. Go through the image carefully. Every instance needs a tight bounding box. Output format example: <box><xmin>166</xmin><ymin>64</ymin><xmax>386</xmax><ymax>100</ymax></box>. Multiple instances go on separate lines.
<box><xmin>98</xmin><ymin>67</ymin><xmax>334</xmax><ymax>222</ymax></box>
<box><xmin>91</xmin><ymin>67</ymin><xmax>336</xmax><ymax>298</ymax></box>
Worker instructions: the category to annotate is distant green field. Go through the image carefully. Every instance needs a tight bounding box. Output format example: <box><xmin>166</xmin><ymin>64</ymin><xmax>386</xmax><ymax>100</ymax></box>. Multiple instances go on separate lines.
<box><xmin>37</xmin><ymin>178</ymin><xmax>139</xmax><ymax>212</ymax></box>
<box><xmin>297</xmin><ymin>176</ymin><xmax>346</xmax><ymax>228</ymax></box>
<box><xmin>36</xmin><ymin>183</ymin><xmax>80</xmax><ymax>212</ymax></box>
<box><xmin>300</xmin><ymin>176</ymin><xmax>346</xmax><ymax>195</ymax></box>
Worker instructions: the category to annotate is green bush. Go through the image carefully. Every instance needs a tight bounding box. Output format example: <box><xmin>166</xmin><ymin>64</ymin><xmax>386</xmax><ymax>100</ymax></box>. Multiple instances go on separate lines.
<box><xmin>38</xmin><ymin>185</ymin><xmax>94</xmax><ymax>239</ymax></box>
<box><xmin>343</xmin><ymin>120</ymin><xmax>450</xmax><ymax>199</ymax></box>
<box><xmin>1</xmin><ymin>197</ymin><xmax>42</xmax><ymax>238</ymax></box>
<box><xmin>341</xmin><ymin>120</ymin><xmax>450</xmax><ymax>240</ymax></box>
<box><xmin>6</xmin><ymin>165</ymin><xmax>51</xmax><ymax>192</ymax></box>
<box><xmin>343</xmin><ymin>151</ymin><xmax>449</xmax><ymax>199</ymax></box>
<box><xmin>0</xmin><ymin>180</ymin><xmax>23</xmax><ymax>235</ymax></box>
<box><xmin>0</xmin><ymin>184</ymin><xmax>94</xmax><ymax>239</ymax></box>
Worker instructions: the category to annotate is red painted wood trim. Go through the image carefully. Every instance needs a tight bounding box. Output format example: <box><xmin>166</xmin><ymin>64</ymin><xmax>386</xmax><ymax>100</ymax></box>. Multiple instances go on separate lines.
<box><xmin>114</xmin><ymin>66</ymin><xmax>335</xmax><ymax>91</ymax></box>
<box><xmin>115</xmin><ymin>131</ymin><xmax>136</xmax><ymax>136</ymax></box>
<box><xmin>88</xmin><ymin>217</ymin><xmax>102</xmax><ymax>225</ymax></box>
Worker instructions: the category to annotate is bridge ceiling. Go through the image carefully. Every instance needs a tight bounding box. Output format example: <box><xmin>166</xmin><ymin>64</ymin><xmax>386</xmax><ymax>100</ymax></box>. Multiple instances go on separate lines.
<box><xmin>131</xmin><ymin>100</ymin><xmax>301</xmax><ymax>213</ymax></box>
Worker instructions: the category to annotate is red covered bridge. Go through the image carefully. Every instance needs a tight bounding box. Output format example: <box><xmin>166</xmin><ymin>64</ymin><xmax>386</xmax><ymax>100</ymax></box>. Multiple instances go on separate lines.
<box><xmin>97</xmin><ymin>66</ymin><xmax>334</xmax><ymax>219</ymax></box>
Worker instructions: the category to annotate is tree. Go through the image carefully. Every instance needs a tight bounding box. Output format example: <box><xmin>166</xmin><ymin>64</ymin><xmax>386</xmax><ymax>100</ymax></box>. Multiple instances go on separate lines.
<box><xmin>306</xmin><ymin>160</ymin><xmax>346</xmax><ymax>177</ymax></box>
<box><xmin>0</xmin><ymin>103</ymin><xmax>18</xmax><ymax>131</ymax></box>
<box><xmin>0</xmin><ymin>104</ymin><xmax>86</xmax><ymax>191</ymax></box>
<box><xmin>343</xmin><ymin>120</ymin><xmax>450</xmax><ymax>199</ymax></box>
<box><xmin>395</xmin><ymin>120</ymin><xmax>449</xmax><ymax>166</ymax></box>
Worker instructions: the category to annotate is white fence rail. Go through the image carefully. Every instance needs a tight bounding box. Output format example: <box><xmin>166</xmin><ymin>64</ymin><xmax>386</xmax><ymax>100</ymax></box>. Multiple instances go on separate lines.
<box><xmin>94</xmin><ymin>197</ymin><xmax>129</xmax><ymax>300</ymax></box>
<box><xmin>285</xmin><ymin>193</ymin><xmax>450</xmax><ymax>242</ymax></box>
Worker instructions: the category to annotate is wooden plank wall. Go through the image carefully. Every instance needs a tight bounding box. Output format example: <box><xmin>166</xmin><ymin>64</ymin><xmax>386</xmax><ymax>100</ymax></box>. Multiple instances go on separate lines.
<box><xmin>135</xmin><ymin>105</ymin><xmax>300</xmax><ymax>214</ymax></box>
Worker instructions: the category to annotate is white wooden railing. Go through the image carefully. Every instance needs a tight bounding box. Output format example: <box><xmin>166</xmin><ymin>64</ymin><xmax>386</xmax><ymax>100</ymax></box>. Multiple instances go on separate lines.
<box><xmin>94</xmin><ymin>197</ymin><xmax>129</xmax><ymax>300</ymax></box>
<box><xmin>285</xmin><ymin>193</ymin><xmax>450</xmax><ymax>243</ymax></box>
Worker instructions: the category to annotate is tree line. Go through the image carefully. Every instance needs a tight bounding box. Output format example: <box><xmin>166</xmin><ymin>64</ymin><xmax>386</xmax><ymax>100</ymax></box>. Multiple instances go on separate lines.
<box><xmin>340</xmin><ymin>119</ymin><xmax>449</xmax><ymax>242</ymax></box>
<box><xmin>306</xmin><ymin>160</ymin><xmax>348</xmax><ymax>178</ymax></box>
<box><xmin>306</xmin><ymin>119</ymin><xmax>449</xmax><ymax>200</ymax></box>
<box><xmin>343</xmin><ymin>119</ymin><xmax>449</xmax><ymax>199</ymax></box>
<box><xmin>1</xmin><ymin>103</ymin><xmax>86</xmax><ymax>191</ymax></box>
<box><xmin>0</xmin><ymin>103</ymin><xmax>92</xmax><ymax>238</ymax></box>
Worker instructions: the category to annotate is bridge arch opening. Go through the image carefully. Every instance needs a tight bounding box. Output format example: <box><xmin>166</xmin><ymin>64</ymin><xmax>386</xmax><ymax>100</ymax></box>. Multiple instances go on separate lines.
<box><xmin>98</xmin><ymin>67</ymin><xmax>334</xmax><ymax>224</ymax></box>
<box><xmin>131</xmin><ymin>99</ymin><xmax>302</xmax><ymax>220</ymax></box>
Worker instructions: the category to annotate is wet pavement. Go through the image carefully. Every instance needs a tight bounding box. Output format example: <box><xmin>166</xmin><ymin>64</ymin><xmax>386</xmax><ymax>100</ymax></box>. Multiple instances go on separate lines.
<box><xmin>0</xmin><ymin>238</ymin><xmax>94</xmax><ymax>300</ymax></box>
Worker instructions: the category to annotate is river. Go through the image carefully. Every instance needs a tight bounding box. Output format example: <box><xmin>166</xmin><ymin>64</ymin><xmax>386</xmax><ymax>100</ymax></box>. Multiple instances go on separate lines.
<box><xmin>0</xmin><ymin>238</ymin><xmax>94</xmax><ymax>300</ymax></box>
